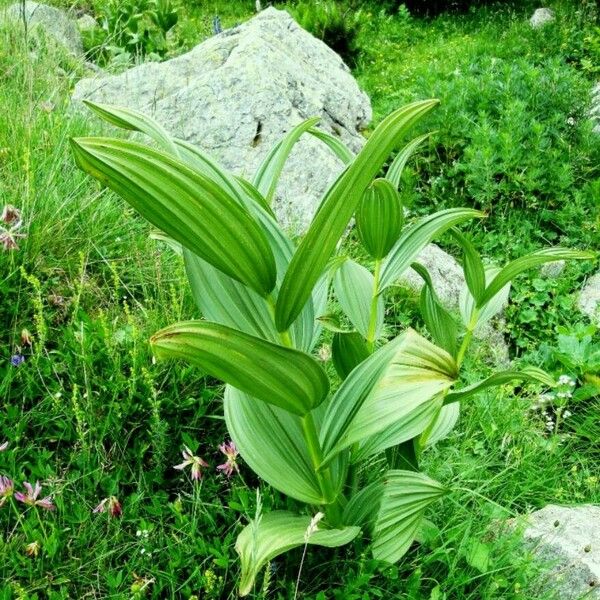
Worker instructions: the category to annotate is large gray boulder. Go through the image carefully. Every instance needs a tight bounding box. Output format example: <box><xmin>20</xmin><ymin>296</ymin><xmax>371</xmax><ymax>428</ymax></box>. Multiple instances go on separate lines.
<box><xmin>578</xmin><ymin>273</ymin><xmax>600</xmax><ymax>325</ymax></box>
<box><xmin>72</xmin><ymin>7</ymin><xmax>371</xmax><ymax>234</ymax></box>
<box><xmin>530</xmin><ymin>8</ymin><xmax>555</xmax><ymax>28</ymax></box>
<box><xmin>4</xmin><ymin>1</ymin><xmax>83</xmax><ymax>55</ymax></box>
<box><xmin>521</xmin><ymin>505</ymin><xmax>600</xmax><ymax>599</ymax></box>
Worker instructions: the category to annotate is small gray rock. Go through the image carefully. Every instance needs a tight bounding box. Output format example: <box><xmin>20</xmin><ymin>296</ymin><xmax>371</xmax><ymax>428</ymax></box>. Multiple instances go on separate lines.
<box><xmin>590</xmin><ymin>82</ymin><xmax>600</xmax><ymax>135</ymax></box>
<box><xmin>578</xmin><ymin>273</ymin><xmax>600</xmax><ymax>325</ymax></box>
<box><xmin>77</xmin><ymin>14</ymin><xmax>98</xmax><ymax>33</ymax></box>
<box><xmin>541</xmin><ymin>260</ymin><xmax>566</xmax><ymax>279</ymax></box>
<box><xmin>530</xmin><ymin>8</ymin><xmax>555</xmax><ymax>28</ymax></box>
<box><xmin>72</xmin><ymin>7</ymin><xmax>371</xmax><ymax>234</ymax></box>
<box><xmin>3</xmin><ymin>1</ymin><xmax>83</xmax><ymax>55</ymax></box>
<box><xmin>521</xmin><ymin>505</ymin><xmax>600</xmax><ymax>599</ymax></box>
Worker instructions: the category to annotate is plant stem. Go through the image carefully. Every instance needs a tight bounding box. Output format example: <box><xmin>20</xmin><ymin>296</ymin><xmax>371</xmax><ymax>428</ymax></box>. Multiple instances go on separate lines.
<box><xmin>365</xmin><ymin>259</ymin><xmax>382</xmax><ymax>352</ymax></box>
<box><xmin>301</xmin><ymin>413</ymin><xmax>343</xmax><ymax>526</ymax></box>
<box><xmin>456</xmin><ymin>310</ymin><xmax>478</xmax><ymax>367</ymax></box>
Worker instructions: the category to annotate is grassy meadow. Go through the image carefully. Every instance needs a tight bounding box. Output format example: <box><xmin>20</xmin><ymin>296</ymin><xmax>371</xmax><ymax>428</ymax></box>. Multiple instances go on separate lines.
<box><xmin>0</xmin><ymin>0</ymin><xmax>599</xmax><ymax>598</ymax></box>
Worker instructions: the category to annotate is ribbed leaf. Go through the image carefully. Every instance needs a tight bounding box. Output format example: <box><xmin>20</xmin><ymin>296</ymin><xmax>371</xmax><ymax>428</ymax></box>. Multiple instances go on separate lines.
<box><xmin>236</xmin><ymin>511</ymin><xmax>360</xmax><ymax>596</ymax></box>
<box><xmin>150</xmin><ymin>321</ymin><xmax>329</xmax><ymax>415</ymax></box>
<box><xmin>478</xmin><ymin>248</ymin><xmax>595</xmax><ymax>308</ymax></box>
<box><xmin>356</xmin><ymin>179</ymin><xmax>403</xmax><ymax>260</ymax></box>
<box><xmin>320</xmin><ymin>329</ymin><xmax>457</xmax><ymax>465</ymax></box>
<box><xmin>224</xmin><ymin>387</ymin><xmax>323</xmax><ymax>504</ymax></box>
<box><xmin>83</xmin><ymin>100</ymin><xmax>178</xmax><ymax>155</ymax></box>
<box><xmin>332</xmin><ymin>332</ymin><xmax>371</xmax><ymax>380</ymax></box>
<box><xmin>275</xmin><ymin>99</ymin><xmax>440</xmax><ymax>332</ymax></box>
<box><xmin>450</xmin><ymin>229</ymin><xmax>486</xmax><ymax>304</ymax></box>
<box><xmin>444</xmin><ymin>366</ymin><xmax>554</xmax><ymax>404</ymax></box>
<box><xmin>379</xmin><ymin>208</ymin><xmax>484</xmax><ymax>292</ymax></box>
<box><xmin>459</xmin><ymin>266</ymin><xmax>509</xmax><ymax>331</ymax></box>
<box><xmin>385</xmin><ymin>132</ymin><xmax>432</xmax><ymax>190</ymax></box>
<box><xmin>372</xmin><ymin>470</ymin><xmax>446</xmax><ymax>563</ymax></box>
<box><xmin>343</xmin><ymin>481</ymin><xmax>383</xmax><ymax>529</ymax></box>
<box><xmin>333</xmin><ymin>259</ymin><xmax>383</xmax><ymax>339</ymax></box>
<box><xmin>71</xmin><ymin>137</ymin><xmax>277</xmax><ymax>296</ymax></box>
<box><xmin>412</xmin><ymin>262</ymin><xmax>459</xmax><ymax>356</ymax></box>
<box><xmin>253</xmin><ymin>118</ymin><xmax>320</xmax><ymax>205</ymax></box>
<box><xmin>308</xmin><ymin>128</ymin><xmax>354</xmax><ymax>164</ymax></box>
<box><xmin>420</xmin><ymin>402</ymin><xmax>460</xmax><ymax>448</ymax></box>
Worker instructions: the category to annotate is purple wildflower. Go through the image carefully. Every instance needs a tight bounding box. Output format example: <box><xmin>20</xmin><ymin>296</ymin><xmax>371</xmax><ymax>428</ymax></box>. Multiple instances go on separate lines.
<box><xmin>0</xmin><ymin>476</ymin><xmax>14</xmax><ymax>507</ymax></box>
<box><xmin>217</xmin><ymin>441</ymin><xmax>239</xmax><ymax>478</ymax></box>
<box><xmin>93</xmin><ymin>496</ymin><xmax>122</xmax><ymax>517</ymax></box>
<box><xmin>11</xmin><ymin>354</ymin><xmax>25</xmax><ymax>367</ymax></box>
<box><xmin>174</xmin><ymin>445</ymin><xmax>208</xmax><ymax>481</ymax></box>
<box><xmin>14</xmin><ymin>481</ymin><xmax>55</xmax><ymax>511</ymax></box>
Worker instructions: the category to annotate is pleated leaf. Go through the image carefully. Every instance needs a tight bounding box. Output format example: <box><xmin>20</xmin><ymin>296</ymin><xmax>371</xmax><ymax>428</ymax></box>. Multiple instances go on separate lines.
<box><xmin>356</xmin><ymin>179</ymin><xmax>404</xmax><ymax>260</ymax></box>
<box><xmin>332</xmin><ymin>332</ymin><xmax>371</xmax><ymax>380</ymax></box>
<box><xmin>333</xmin><ymin>259</ymin><xmax>383</xmax><ymax>339</ymax></box>
<box><xmin>412</xmin><ymin>262</ymin><xmax>459</xmax><ymax>356</ymax></box>
<box><xmin>444</xmin><ymin>366</ymin><xmax>554</xmax><ymax>404</ymax></box>
<box><xmin>83</xmin><ymin>100</ymin><xmax>178</xmax><ymax>155</ymax></box>
<box><xmin>236</xmin><ymin>511</ymin><xmax>360</xmax><ymax>596</ymax></box>
<box><xmin>275</xmin><ymin>99</ymin><xmax>440</xmax><ymax>332</ymax></box>
<box><xmin>150</xmin><ymin>321</ymin><xmax>329</xmax><ymax>415</ymax></box>
<box><xmin>372</xmin><ymin>470</ymin><xmax>446</xmax><ymax>563</ymax></box>
<box><xmin>253</xmin><ymin>117</ymin><xmax>321</xmax><ymax>204</ymax></box>
<box><xmin>320</xmin><ymin>329</ymin><xmax>457</xmax><ymax>465</ymax></box>
<box><xmin>385</xmin><ymin>132</ymin><xmax>432</xmax><ymax>190</ymax></box>
<box><xmin>420</xmin><ymin>402</ymin><xmax>460</xmax><ymax>448</ymax></box>
<box><xmin>477</xmin><ymin>248</ymin><xmax>595</xmax><ymax>308</ymax></box>
<box><xmin>379</xmin><ymin>208</ymin><xmax>484</xmax><ymax>292</ymax></box>
<box><xmin>71</xmin><ymin>137</ymin><xmax>277</xmax><ymax>296</ymax></box>
<box><xmin>450</xmin><ymin>229</ymin><xmax>486</xmax><ymax>304</ymax></box>
<box><xmin>459</xmin><ymin>266</ymin><xmax>509</xmax><ymax>331</ymax></box>
<box><xmin>224</xmin><ymin>387</ymin><xmax>323</xmax><ymax>504</ymax></box>
<box><xmin>308</xmin><ymin>127</ymin><xmax>354</xmax><ymax>164</ymax></box>
<box><xmin>343</xmin><ymin>481</ymin><xmax>384</xmax><ymax>529</ymax></box>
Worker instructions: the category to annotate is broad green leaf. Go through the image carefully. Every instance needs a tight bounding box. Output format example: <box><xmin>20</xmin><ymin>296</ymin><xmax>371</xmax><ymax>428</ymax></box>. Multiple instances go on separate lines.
<box><xmin>379</xmin><ymin>208</ymin><xmax>484</xmax><ymax>292</ymax></box>
<box><xmin>385</xmin><ymin>132</ymin><xmax>432</xmax><ymax>190</ymax></box>
<box><xmin>320</xmin><ymin>329</ymin><xmax>457</xmax><ymax>465</ymax></box>
<box><xmin>71</xmin><ymin>137</ymin><xmax>277</xmax><ymax>296</ymax></box>
<box><xmin>420</xmin><ymin>402</ymin><xmax>460</xmax><ymax>448</ymax></box>
<box><xmin>184</xmin><ymin>250</ymin><xmax>280</xmax><ymax>344</ymax></box>
<box><xmin>150</xmin><ymin>230</ymin><xmax>183</xmax><ymax>255</ymax></box>
<box><xmin>332</xmin><ymin>332</ymin><xmax>371</xmax><ymax>380</ymax></box>
<box><xmin>343</xmin><ymin>481</ymin><xmax>383</xmax><ymax>529</ymax></box>
<box><xmin>412</xmin><ymin>262</ymin><xmax>459</xmax><ymax>356</ymax></box>
<box><xmin>224</xmin><ymin>387</ymin><xmax>323</xmax><ymax>504</ymax></box>
<box><xmin>236</xmin><ymin>511</ymin><xmax>360</xmax><ymax>596</ymax></box>
<box><xmin>83</xmin><ymin>100</ymin><xmax>178</xmax><ymax>155</ymax></box>
<box><xmin>459</xmin><ymin>266</ymin><xmax>509</xmax><ymax>331</ymax></box>
<box><xmin>276</xmin><ymin>99</ymin><xmax>441</xmax><ymax>332</ymax></box>
<box><xmin>253</xmin><ymin>117</ymin><xmax>320</xmax><ymax>204</ymax></box>
<box><xmin>444</xmin><ymin>366</ymin><xmax>554</xmax><ymax>404</ymax></box>
<box><xmin>333</xmin><ymin>258</ymin><xmax>383</xmax><ymax>339</ymax></box>
<box><xmin>372</xmin><ymin>470</ymin><xmax>446</xmax><ymax>563</ymax></box>
<box><xmin>353</xmin><ymin>393</ymin><xmax>444</xmax><ymax>462</ymax></box>
<box><xmin>151</xmin><ymin>321</ymin><xmax>329</xmax><ymax>415</ymax></box>
<box><xmin>356</xmin><ymin>179</ymin><xmax>404</xmax><ymax>260</ymax></box>
<box><xmin>450</xmin><ymin>229</ymin><xmax>486</xmax><ymax>304</ymax></box>
<box><xmin>308</xmin><ymin>127</ymin><xmax>354</xmax><ymax>164</ymax></box>
<box><xmin>478</xmin><ymin>248</ymin><xmax>595</xmax><ymax>307</ymax></box>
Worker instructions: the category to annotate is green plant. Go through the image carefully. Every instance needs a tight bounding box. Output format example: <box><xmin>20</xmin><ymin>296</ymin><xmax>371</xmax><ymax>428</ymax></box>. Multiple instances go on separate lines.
<box><xmin>84</xmin><ymin>0</ymin><xmax>178</xmax><ymax>65</ymax></box>
<box><xmin>70</xmin><ymin>99</ymin><xmax>593</xmax><ymax>595</ymax></box>
<box><xmin>293</xmin><ymin>0</ymin><xmax>363</xmax><ymax>66</ymax></box>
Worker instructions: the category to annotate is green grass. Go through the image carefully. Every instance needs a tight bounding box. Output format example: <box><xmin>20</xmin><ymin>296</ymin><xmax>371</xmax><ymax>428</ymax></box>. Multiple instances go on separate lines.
<box><xmin>0</xmin><ymin>1</ymin><xmax>599</xmax><ymax>598</ymax></box>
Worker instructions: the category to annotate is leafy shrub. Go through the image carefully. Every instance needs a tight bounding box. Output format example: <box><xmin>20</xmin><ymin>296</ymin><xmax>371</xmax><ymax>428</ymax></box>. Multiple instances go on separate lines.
<box><xmin>84</xmin><ymin>0</ymin><xmax>178</xmax><ymax>66</ymax></box>
<box><xmin>292</xmin><ymin>0</ymin><xmax>363</xmax><ymax>65</ymax></box>
<box><xmin>71</xmin><ymin>100</ymin><xmax>592</xmax><ymax>594</ymax></box>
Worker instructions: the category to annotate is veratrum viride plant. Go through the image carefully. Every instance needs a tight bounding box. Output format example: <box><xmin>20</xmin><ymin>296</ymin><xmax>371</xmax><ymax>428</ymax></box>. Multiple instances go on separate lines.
<box><xmin>71</xmin><ymin>100</ymin><xmax>594</xmax><ymax>595</ymax></box>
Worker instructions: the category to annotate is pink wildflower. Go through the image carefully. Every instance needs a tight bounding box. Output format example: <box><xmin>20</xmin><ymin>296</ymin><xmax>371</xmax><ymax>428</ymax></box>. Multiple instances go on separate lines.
<box><xmin>0</xmin><ymin>476</ymin><xmax>14</xmax><ymax>507</ymax></box>
<box><xmin>1</xmin><ymin>205</ymin><xmax>21</xmax><ymax>226</ymax></box>
<box><xmin>93</xmin><ymin>496</ymin><xmax>122</xmax><ymax>517</ymax></box>
<box><xmin>14</xmin><ymin>481</ymin><xmax>54</xmax><ymax>511</ymax></box>
<box><xmin>174</xmin><ymin>445</ymin><xmax>208</xmax><ymax>481</ymax></box>
<box><xmin>0</xmin><ymin>441</ymin><xmax>8</xmax><ymax>452</ymax></box>
<box><xmin>217</xmin><ymin>440</ymin><xmax>239</xmax><ymax>478</ymax></box>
